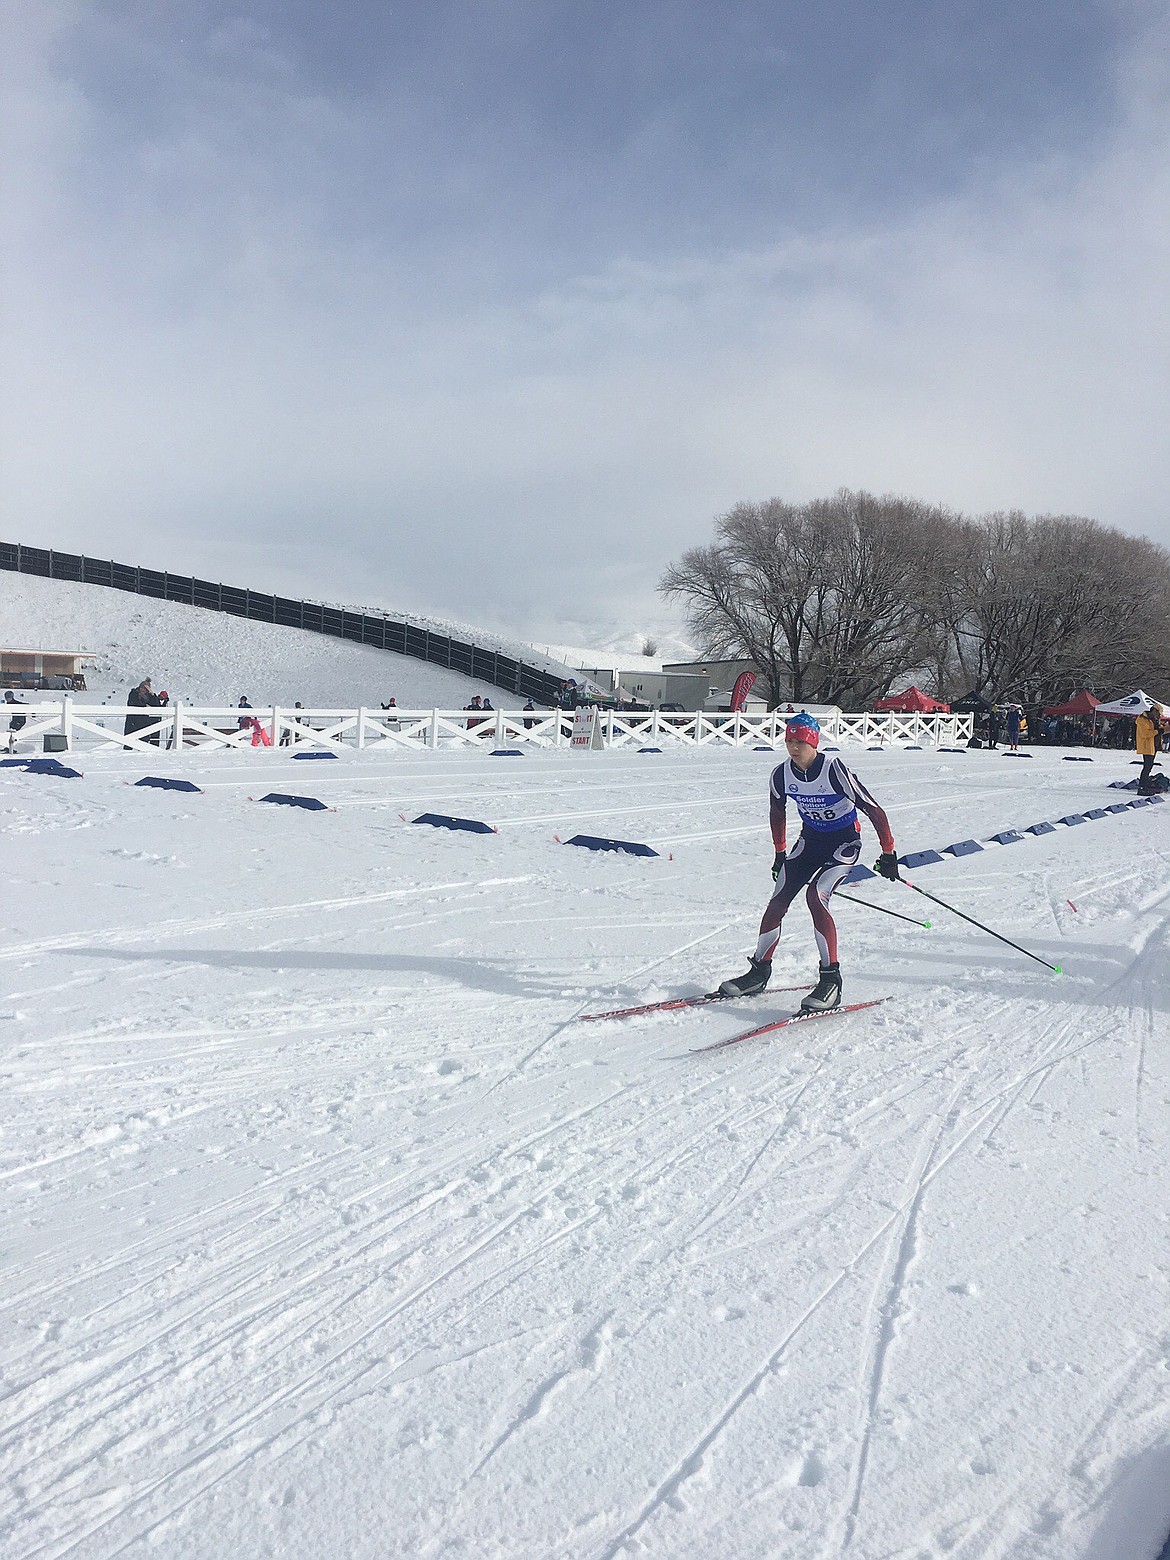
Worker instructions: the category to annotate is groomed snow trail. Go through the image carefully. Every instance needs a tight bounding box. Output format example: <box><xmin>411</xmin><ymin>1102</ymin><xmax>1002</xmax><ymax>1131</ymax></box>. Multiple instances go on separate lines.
<box><xmin>2</xmin><ymin>745</ymin><xmax>1169</xmax><ymax>1559</ymax></box>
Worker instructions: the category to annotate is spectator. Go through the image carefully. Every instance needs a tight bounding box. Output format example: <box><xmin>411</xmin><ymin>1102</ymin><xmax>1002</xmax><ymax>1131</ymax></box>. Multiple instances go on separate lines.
<box><xmin>149</xmin><ymin>689</ymin><xmax>171</xmax><ymax>748</ymax></box>
<box><xmin>237</xmin><ymin>696</ymin><xmax>253</xmax><ymax>730</ymax></box>
<box><xmin>124</xmin><ymin>678</ymin><xmax>160</xmax><ymax>745</ymax></box>
<box><xmin>5</xmin><ymin>689</ymin><xmax>27</xmax><ymax>752</ymax></box>
<box><xmin>280</xmin><ymin>700</ymin><xmax>306</xmax><ymax>746</ymax></box>
<box><xmin>523</xmin><ymin>698</ymin><xmax>537</xmax><ymax>730</ymax></box>
<box><xmin>1136</xmin><ymin>701</ymin><xmax>1162</xmax><ymax>793</ymax></box>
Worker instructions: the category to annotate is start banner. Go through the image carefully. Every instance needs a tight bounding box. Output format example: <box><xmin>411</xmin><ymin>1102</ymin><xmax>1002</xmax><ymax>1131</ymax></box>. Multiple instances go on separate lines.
<box><xmin>571</xmin><ymin>708</ymin><xmax>605</xmax><ymax>751</ymax></box>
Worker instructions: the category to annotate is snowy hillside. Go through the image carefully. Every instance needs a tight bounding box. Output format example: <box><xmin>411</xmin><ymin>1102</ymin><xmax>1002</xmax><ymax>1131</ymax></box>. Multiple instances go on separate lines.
<box><xmin>530</xmin><ymin>621</ymin><xmax>698</xmax><ymax>673</ymax></box>
<box><xmin>3</xmin><ymin>740</ymin><xmax>1169</xmax><ymax>1558</ymax></box>
<box><xmin>0</xmin><ymin>572</ymin><xmax>573</xmax><ymax>708</ymax></box>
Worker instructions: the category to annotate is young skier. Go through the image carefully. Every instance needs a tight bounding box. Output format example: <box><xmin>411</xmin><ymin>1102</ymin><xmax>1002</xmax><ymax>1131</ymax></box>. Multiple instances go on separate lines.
<box><xmin>719</xmin><ymin>712</ymin><xmax>899</xmax><ymax>1013</ymax></box>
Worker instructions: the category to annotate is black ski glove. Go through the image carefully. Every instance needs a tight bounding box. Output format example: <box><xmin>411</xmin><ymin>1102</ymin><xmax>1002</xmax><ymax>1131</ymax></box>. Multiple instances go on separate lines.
<box><xmin>875</xmin><ymin>851</ymin><xmax>900</xmax><ymax>881</ymax></box>
<box><xmin>772</xmin><ymin>850</ymin><xmax>786</xmax><ymax>880</ymax></box>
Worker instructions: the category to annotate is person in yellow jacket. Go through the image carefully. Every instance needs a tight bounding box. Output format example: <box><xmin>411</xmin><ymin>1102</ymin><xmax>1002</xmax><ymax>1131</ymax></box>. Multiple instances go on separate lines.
<box><xmin>1135</xmin><ymin>703</ymin><xmax>1162</xmax><ymax>792</ymax></box>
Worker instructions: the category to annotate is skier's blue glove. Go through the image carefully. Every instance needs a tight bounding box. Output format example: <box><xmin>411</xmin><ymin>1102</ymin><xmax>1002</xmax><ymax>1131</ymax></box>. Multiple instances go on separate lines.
<box><xmin>772</xmin><ymin>850</ymin><xmax>786</xmax><ymax>880</ymax></box>
<box><xmin>875</xmin><ymin>851</ymin><xmax>900</xmax><ymax>881</ymax></box>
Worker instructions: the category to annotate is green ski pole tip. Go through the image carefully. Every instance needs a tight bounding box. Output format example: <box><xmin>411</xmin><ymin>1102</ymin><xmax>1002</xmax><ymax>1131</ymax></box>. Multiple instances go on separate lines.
<box><xmin>1054</xmin><ymin>964</ymin><xmax>1062</xmax><ymax>974</ymax></box>
<box><xmin>924</xmin><ymin>919</ymin><xmax>932</xmax><ymax>929</ymax></box>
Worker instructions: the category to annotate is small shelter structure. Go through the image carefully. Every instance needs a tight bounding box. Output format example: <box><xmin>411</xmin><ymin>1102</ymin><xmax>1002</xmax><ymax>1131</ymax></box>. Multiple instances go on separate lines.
<box><xmin>0</xmin><ymin>649</ymin><xmax>92</xmax><ymax>691</ymax></box>
<box><xmin>872</xmin><ymin>685</ymin><xmax>950</xmax><ymax>714</ymax></box>
<box><xmin>1094</xmin><ymin>689</ymin><xmax>1170</xmax><ymax>718</ymax></box>
<box><xmin>1042</xmin><ymin>690</ymin><xmax>1101</xmax><ymax>718</ymax></box>
<box><xmin>950</xmin><ymin>691</ymin><xmax>992</xmax><ymax>714</ymax></box>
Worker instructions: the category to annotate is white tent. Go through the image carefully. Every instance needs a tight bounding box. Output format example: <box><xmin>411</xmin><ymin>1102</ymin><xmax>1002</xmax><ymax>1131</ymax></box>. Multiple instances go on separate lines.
<box><xmin>1094</xmin><ymin>688</ymin><xmax>1170</xmax><ymax>717</ymax></box>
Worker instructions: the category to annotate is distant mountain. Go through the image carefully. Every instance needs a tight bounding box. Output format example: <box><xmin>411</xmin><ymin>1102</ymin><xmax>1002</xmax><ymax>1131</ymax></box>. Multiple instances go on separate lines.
<box><xmin>523</xmin><ymin>621</ymin><xmax>697</xmax><ymax>673</ymax></box>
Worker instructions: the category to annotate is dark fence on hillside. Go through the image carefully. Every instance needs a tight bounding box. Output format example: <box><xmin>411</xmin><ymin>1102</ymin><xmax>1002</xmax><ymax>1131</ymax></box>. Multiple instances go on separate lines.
<box><xmin>0</xmin><ymin>543</ymin><xmax>565</xmax><ymax>704</ymax></box>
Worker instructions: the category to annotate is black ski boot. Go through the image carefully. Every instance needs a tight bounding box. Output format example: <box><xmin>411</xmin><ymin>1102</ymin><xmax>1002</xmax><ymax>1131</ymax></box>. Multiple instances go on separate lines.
<box><xmin>718</xmin><ymin>957</ymin><xmax>772</xmax><ymax>998</ymax></box>
<box><xmin>799</xmin><ymin>962</ymin><xmax>841</xmax><ymax>1013</ymax></box>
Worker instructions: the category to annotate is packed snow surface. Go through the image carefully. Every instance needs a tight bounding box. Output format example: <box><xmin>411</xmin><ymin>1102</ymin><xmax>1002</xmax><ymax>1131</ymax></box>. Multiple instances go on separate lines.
<box><xmin>3</xmin><ymin>742</ymin><xmax>1169</xmax><ymax>1559</ymax></box>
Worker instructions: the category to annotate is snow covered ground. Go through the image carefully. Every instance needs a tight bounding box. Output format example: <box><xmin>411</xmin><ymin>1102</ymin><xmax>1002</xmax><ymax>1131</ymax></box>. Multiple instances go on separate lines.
<box><xmin>0</xmin><ymin>572</ymin><xmax>575</xmax><ymax>708</ymax></box>
<box><xmin>3</xmin><ymin>740</ymin><xmax>1169</xmax><ymax>1559</ymax></box>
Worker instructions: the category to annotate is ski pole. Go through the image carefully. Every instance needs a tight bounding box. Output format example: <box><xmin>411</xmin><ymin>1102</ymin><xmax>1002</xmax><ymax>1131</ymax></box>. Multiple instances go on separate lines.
<box><xmin>836</xmin><ymin>890</ymin><xmax>930</xmax><ymax>928</ymax></box>
<box><xmin>898</xmin><ymin>877</ymin><xmax>1062</xmax><ymax>973</ymax></box>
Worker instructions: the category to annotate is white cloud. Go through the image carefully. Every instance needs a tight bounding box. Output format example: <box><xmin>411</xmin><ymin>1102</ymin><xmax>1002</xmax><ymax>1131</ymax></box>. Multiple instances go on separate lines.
<box><xmin>1</xmin><ymin>2</ymin><xmax>1167</xmax><ymax>638</ymax></box>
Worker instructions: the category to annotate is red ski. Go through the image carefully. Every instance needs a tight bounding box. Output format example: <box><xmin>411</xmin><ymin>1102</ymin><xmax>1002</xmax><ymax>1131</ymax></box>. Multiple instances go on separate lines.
<box><xmin>689</xmin><ymin>997</ymin><xmax>891</xmax><ymax>1054</ymax></box>
<box><xmin>581</xmin><ymin>985</ymin><xmax>810</xmax><ymax>1023</ymax></box>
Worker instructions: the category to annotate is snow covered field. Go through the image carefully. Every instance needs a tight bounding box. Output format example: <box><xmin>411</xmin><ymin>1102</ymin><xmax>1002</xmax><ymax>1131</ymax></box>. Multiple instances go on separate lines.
<box><xmin>3</xmin><ymin>741</ymin><xmax>1169</xmax><ymax>1559</ymax></box>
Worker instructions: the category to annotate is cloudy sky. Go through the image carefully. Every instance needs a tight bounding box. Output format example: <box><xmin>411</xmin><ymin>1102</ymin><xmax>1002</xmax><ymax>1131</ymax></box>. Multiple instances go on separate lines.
<box><xmin>3</xmin><ymin>1</ymin><xmax>1168</xmax><ymax>640</ymax></box>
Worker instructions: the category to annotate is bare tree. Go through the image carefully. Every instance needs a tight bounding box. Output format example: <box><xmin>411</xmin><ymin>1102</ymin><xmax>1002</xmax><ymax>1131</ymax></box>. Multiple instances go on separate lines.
<box><xmin>802</xmin><ymin>490</ymin><xmax>962</xmax><ymax>705</ymax></box>
<box><xmin>943</xmin><ymin>514</ymin><xmax>1170</xmax><ymax>701</ymax></box>
<box><xmin>660</xmin><ymin>499</ymin><xmax>828</xmax><ymax>706</ymax></box>
<box><xmin>660</xmin><ymin>490</ymin><xmax>959</xmax><ymax>708</ymax></box>
<box><xmin>662</xmin><ymin>492</ymin><xmax>1170</xmax><ymax>709</ymax></box>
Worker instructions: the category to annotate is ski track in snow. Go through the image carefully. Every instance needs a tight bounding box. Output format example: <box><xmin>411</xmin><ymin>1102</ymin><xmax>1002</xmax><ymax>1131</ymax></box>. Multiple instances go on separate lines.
<box><xmin>3</xmin><ymin>745</ymin><xmax>1170</xmax><ymax>1559</ymax></box>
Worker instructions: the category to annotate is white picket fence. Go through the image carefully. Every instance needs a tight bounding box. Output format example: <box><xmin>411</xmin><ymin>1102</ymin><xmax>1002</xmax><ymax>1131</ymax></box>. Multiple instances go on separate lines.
<box><xmin>6</xmin><ymin>702</ymin><xmax>973</xmax><ymax>755</ymax></box>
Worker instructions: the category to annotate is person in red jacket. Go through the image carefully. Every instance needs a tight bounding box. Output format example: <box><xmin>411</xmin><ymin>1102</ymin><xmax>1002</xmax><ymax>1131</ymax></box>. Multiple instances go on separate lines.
<box><xmin>719</xmin><ymin>712</ymin><xmax>898</xmax><ymax>1013</ymax></box>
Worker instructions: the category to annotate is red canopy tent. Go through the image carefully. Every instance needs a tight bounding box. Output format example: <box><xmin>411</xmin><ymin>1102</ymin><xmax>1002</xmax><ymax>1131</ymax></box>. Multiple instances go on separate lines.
<box><xmin>1042</xmin><ymin>690</ymin><xmax>1100</xmax><ymax>718</ymax></box>
<box><xmin>872</xmin><ymin>685</ymin><xmax>950</xmax><ymax>713</ymax></box>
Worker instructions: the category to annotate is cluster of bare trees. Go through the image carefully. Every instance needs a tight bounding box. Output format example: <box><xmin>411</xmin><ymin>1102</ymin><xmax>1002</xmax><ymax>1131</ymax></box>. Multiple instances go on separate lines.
<box><xmin>660</xmin><ymin>490</ymin><xmax>1170</xmax><ymax>710</ymax></box>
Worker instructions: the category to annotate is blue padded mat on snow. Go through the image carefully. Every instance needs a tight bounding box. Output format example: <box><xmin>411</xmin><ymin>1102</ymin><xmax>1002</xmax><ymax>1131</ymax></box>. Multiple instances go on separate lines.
<box><xmin>257</xmin><ymin>793</ymin><xmax>329</xmax><ymax>811</ymax></box>
<box><xmin>845</xmin><ymin>864</ymin><xmax>877</xmax><ymax>883</ymax></box>
<box><xmin>135</xmin><ymin>776</ymin><xmax>202</xmax><ymax>793</ymax></box>
<box><xmin>900</xmin><ymin>850</ymin><xmax>945</xmax><ymax>869</ymax></box>
<box><xmin>564</xmin><ymin>835</ymin><xmax>659</xmax><ymax>858</ymax></box>
<box><xmin>25</xmin><ymin>758</ymin><xmax>82</xmax><ymax>778</ymax></box>
<box><xmin>413</xmin><ymin>813</ymin><xmax>494</xmax><ymax>834</ymax></box>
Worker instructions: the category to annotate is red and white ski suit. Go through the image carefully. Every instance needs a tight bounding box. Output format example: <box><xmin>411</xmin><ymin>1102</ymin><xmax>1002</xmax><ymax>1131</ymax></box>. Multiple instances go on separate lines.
<box><xmin>754</xmin><ymin>754</ymin><xmax>895</xmax><ymax>966</ymax></box>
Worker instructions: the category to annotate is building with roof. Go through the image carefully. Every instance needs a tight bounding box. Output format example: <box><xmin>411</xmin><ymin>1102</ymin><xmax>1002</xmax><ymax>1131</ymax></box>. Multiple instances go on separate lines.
<box><xmin>1</xmin><ymin>649</ymin><xmax>93</xmax><ymax>691</ymax></box>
